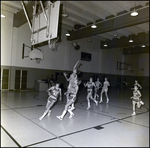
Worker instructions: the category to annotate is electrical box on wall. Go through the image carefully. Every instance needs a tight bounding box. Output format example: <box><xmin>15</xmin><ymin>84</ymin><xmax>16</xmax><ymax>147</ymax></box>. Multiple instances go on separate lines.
<box><xmin>81</xmin><ymin>52</ymin><xmax>92</xmax><ymax>61</ymax></box>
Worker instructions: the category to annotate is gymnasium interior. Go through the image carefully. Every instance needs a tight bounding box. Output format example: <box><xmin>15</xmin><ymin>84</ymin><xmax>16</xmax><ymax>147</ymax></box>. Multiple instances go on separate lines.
<box><xmin>1</xmin><ymin>1</ymin><xmax>149</xmax><ymax>147</ymax></box>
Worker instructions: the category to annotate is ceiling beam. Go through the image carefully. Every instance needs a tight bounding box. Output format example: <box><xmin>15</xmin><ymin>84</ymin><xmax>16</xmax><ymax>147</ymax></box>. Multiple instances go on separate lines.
<box><xmin>66</xmin><ymin>7</ymin><xmax>93</xmax><ymax>22</ymax></box>
<box><xmin>61</xmin><ymin>19</ymin><xmax>74</xmax><ymax>28</ymax></box>
<box><xmin>65</xmin><ymin>15</ymin><xmax>87</xmax><ymax>26</ymax></box>
<box><xmin>2</xmin><ymin>5</ymin><xmax>19</xmax><ymax>14</ymax></box>
<box><xmin>116</xmin><ymin>29</ymin><xmax>130</xmax><ymax>37</ymax></box>
<box><xmin>98</xmin><ymin>33</ymin><xmax>113</xmax><ymax>40</ymax></box>
<box><xmin>136</xmin><ymin>23</ymin><xmax>149</xmax><ymax>33</ymax></box>
<box><xmin>123</xmin><ymin>46</ymin><xmax>149</xmax><ymax>55</ymax></box>
<box><xmin>67</xmin><ymin>1</ymin><xmax>105</xmax><ymax>19</ymax></box>
<box><xmin>113</xmin><ymin>1</ymin><xmax>132</xmax><ymax>11</ymax></box>
<box><xmin>67</xmin><ymin>6</ymin><xmax>149</xmax><ymax>41</ymax></box>
<box><xmin>13</xmin><ymin>1</ymin><xmax>35</xmax><ymax>27</ymax></box>
<box><xmin>1</xmin><ymin>1</ymin><xmax>22</xmax><ymax>9</ymax></box>
<box><xmin>100</xmin><ymin>32</ymin><xmax>149</xmax><ymax>49</ymax></box>
<box><xmin>90</xmin><ymin>1</ymin><xmax>117</xmax><ymax>16</ymax></box>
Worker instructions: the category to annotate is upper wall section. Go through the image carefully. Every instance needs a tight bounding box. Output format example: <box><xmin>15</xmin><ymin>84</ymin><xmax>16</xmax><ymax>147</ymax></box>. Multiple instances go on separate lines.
<box><xmin>1</xmin><ymin>10</ymin><xmax>149</xmax><ymax>77</ymax></box>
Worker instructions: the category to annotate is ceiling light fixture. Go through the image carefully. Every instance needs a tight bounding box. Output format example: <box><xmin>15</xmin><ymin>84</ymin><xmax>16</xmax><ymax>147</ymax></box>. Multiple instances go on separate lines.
<box><xmin>130</xmin><ymin>1</ymin><xmax>138</xmax><ymax>16</ymax></box>
<box><xmin>104</xmin><ymin>42</ymin><xmax>108</xmax><ymax>47</ymax></box>
<box><xmin>65</xmin><ymin>32</ymin><xmax>70</xmax><ymax>36</ymax></box>
<box><xmin>1</xmin><ymin>6</ymin><xmax>5</xmax><ymax>18</ymax></box>
<box><xmin>141</xmin><ymin>44</ymin><xmax>146</xmax><ymax>47</ymax></box>
<box><xmin>91</xmin><ymin>24</ymin><xmax>97</xmax><ymax>28</ymax></box>
<box><xmin>130</xmin><ymin>10</ymin><xmax>138</xmax><ymax>16</ymax></box>
<box><xmin>91</xmin><ymin>15</ymin><xmax>97</xmax><ymax>28</ymax></box>
<box><xmin>62</xmin><ymin>2</ymin><xmax>69</xmax><ymax>17</ymax></box>
<box><xmin>129</xmin><ymin>36</ymin><xmax>133</xmax><ymax>42</ymax></box>
<box><xmin>129</xmin><ymin>39</ymin><xmax>133</xmax><ymax>42</ymax></box>
<box><xmin>1</xmin><ymin>14</ymin><xmax>5</xmax><ymax>18</ymax></box>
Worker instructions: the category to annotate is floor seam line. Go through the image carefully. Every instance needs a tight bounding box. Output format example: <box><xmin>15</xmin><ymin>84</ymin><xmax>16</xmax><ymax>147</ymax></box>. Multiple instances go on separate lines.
<box><xmin>1</xmin><ymin>125</ymin><xmax>22</xmax><ymax>147</ymax></box>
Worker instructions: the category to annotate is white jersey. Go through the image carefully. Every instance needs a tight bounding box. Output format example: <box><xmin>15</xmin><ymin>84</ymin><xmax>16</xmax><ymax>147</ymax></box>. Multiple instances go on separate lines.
<box><xmin>102</xmin><ymin>81</ymin><xmax>110</xmax><ymax>90</ymax></box>
<box><xmin>95</xmin><ymin>81</ymin><xmax>102</xmax><ymax>89</ymax></box>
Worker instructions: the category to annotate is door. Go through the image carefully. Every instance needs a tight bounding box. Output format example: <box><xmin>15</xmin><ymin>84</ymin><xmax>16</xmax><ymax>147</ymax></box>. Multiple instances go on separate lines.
<box><xmin>15</xmin><ymin>70</ymin><xmax>27</xmax><ymax>89</ymax></box>
<box><xmin>1</xmin><ymin>69</ymin><xmax>9</xmax><ymax>89</ymax></box>
<box><xmin>21</xmin><ymin>70</ymin><xmax>27</xmax><ymax>89</ymax></box>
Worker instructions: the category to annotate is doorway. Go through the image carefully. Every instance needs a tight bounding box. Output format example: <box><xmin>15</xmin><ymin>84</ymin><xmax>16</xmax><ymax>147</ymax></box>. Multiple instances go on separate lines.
<box><xmin>15</xmin><ymin>70</ymin><xmax>27</xmax><ymax>89</ymax></box>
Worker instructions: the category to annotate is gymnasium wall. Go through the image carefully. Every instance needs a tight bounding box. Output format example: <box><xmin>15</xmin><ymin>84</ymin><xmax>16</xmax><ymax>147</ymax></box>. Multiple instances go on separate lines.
<box><xmin>1</xmin><ymin>65</ymin><xmax>149</xmax><ymax>90</ymax></box>
<box><xmin>1</xmin><ymin>11</ymin><xmax>14</xmax><ymax>66</ymax></box>
<box><xmin>1</xmin><ymin>10</ymin><xmax>149</xmax><ymax>90</ymax></box>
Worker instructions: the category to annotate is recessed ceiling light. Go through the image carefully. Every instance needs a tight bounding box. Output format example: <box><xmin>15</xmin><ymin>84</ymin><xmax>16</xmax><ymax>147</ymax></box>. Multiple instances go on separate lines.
<box><xmin>141</xmin><ymin>44</ymin><xmax>146</xmax><ymax>47</ymax></box>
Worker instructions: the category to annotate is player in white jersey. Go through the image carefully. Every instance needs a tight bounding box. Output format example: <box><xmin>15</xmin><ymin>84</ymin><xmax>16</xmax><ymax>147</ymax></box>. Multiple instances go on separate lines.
<box><xmin>134</xmin><ymin>80</ymin><xmax>142</xmax><ymax>89</ymax></box>
<box><xmin>84</xmin><ymin>77</ymin><xmax>98</xmax><ymax>110</ymax></box>
<box><xmin>130</xmin><ymin>85</ymin><xmax>144</xmax><ymax>116</ymax></box>
<box><xmin>39</xmin><ymin>83</ymin><xmax>62</xmax><ymax>120</ymax></box>
<box><xmin>94</xmin><ymin>78</ymin><xmax>102</xmax><ymax>101</ymax></box>
<box><xmin>63</xmin><ymin>60</ymin><xmax>82</xmax><ymax>111</ymax></box>
<box><xmin>56</xmin><ymin>79</ymin><xmax>79</xmax><ymax>120</ymax></box>
<box><xmin>99</xmin><ymin>77</ymin><xmax>110</xmax><ymax>104</ymax></box>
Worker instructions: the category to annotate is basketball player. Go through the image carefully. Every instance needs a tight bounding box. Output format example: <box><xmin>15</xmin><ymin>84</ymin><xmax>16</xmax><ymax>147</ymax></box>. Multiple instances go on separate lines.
<box><xmin>134</xmin><ymin>80</ymin><xmax>142</xmax><ymax>89</ymax></box>
<box><xmin>84</xmin><ymin>77</ymin><xmax>98</xmax><ymax>110</ymax></box>
<box><xmin>56</xmin><ymin>78</ymin><xmax>79</xmax><ymax>120</ymax></box>
<box><xmin>39</xmin><ymin>83</ymin><xmax>62</xmax><ymax>120</ymax></box>
<box><xmin>130</xmin><ymin>85</ymin><xmax>144</xmax><ymax>116</ymax></box>
<box><xmin>63</xmin><ymin>60</ymin><xmax>82</xmax><ymax>110</ymax></box>
<box><xmin>99</xmin><ymin>77</ymin><xmax>110</xmax><ymax>104</ymax></box>
<box><xmin>94</xmin><ymin>78</ymin><xmax>102</xmax><ymax>101</ymax></box>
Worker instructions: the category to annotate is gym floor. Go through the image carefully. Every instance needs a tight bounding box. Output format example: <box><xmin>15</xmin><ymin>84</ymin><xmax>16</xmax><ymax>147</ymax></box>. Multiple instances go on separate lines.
<box><xmin>1</xmin><ymin>87</ymin><xmax>149</xmax><ymax>147</ymax></box>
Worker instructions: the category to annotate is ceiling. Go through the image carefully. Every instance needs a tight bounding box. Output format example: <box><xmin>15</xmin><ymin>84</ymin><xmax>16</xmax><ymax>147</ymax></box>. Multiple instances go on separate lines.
<box><xmin>1</xmin><ymin>1</ymin><xmax>149</xmax><ymax>53</ymax></box>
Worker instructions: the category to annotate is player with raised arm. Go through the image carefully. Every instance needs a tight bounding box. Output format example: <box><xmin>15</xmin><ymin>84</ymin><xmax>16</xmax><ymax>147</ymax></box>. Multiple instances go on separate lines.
<box><xmin>63</xmin><ymin>60</ymin><xmax>82</xmax><ymax>110</ymax></box>
<box><xmin>56</xmin><ymin>79</ymin><xmax>79</xmax><ymax>120</ymax></box>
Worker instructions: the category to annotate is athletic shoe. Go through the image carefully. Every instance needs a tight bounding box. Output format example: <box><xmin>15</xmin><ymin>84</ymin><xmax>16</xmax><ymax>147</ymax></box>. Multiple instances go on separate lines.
<box><xmin>39</xmin><ymin>117</ymin><xmax>43</xmax><ymax>120</ymax></box>
<box><xmin>87</xmin><ymin>106</ymin><xmax>90</xmax><ymax>110</ymax></box>
<box><xmin>99</xmin><ymin>100</ymin><xmax>103</xmax><ymax>103</ymax></box>
<box><xmin>106</xmin><ymin>99</ymin><xmax>109</xmax><ymax>104</ymax></box>
<box><xmin>69</xmin><ymin>113</ymin><xmax>74</xmax><ymax>118</ymax></box>
<box><xmin>140</xmin><ymin>101</ymin><xmax>144</xmax><ymax>105</ymax></box>
<box><xmin>95</xmin><ymin>101</ymin><xmax>98</xmax><ymax>106</ymax></box>
<box><xmin>47</xmin><ymin>110</ymin><xmax>52</xmax><ymax>116</ymax></box>
<box><xmin>56</xmin><ymin>116</ymin><xmax>63</xmax><ymax>120</ymax></box>
<box><xmin>137</xmin><ymin>102</ymin><xmax>141</xmax><ymax>108</ymax></box>
<box><xmin>132</xmin><ymin>112</ymin><xmax>136</xmax><ymax>116</ymax></box>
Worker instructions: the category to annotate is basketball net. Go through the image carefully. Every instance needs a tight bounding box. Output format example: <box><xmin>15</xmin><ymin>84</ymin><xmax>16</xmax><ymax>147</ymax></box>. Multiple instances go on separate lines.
<box><xmin>127</xmin><ymin>65</ymin><xmax>133</xmax><ymax>73</ymax></box>
<box><xmin>35</xmin><ymin>58</ymin><xmax>41</xmax><ymax>64</ymax></box>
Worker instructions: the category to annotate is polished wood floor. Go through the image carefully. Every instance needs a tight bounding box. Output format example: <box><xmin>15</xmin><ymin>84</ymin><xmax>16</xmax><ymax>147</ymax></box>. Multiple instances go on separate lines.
<box><xmin>1</xmin><ymin>87</ymin><xmax>149</xmax><ymax>147</ymax></box>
